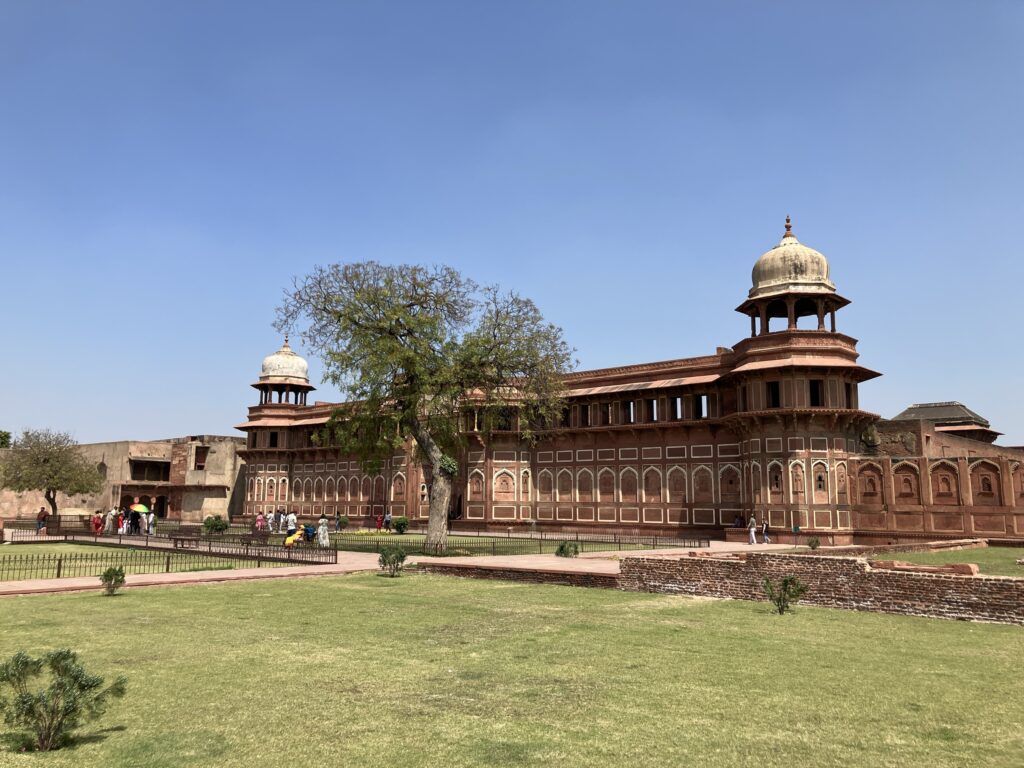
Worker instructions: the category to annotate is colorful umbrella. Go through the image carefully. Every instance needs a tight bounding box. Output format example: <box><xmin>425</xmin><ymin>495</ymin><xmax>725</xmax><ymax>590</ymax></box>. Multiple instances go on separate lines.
<box><xmin>130</xmin><ymin>503</ymin><xmax>149</xmax><ymax>513</ymax></box>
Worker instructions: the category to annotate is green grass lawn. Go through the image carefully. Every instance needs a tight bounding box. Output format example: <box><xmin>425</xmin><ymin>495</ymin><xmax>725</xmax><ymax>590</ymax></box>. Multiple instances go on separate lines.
<box><xmin>0</xmin><ymin>574</ymin><xmax>1021</xmax><ymax>767</ymax></box>
<box><xmin>0</xmin><ymin>543</ymin><xmax>293</xmax><ymax>581</ymax></box>
<box><xmin>870</xmin><ymin>546</ymin><xmax>1024</xmax><ymax>578</ymax></box>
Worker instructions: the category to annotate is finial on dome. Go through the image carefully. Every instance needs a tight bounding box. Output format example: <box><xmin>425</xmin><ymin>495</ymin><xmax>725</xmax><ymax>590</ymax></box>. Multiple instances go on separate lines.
<box><xmin>784</xmin><ymin>215</ymin><xmax>793</xmax><ymax>238</ymax></box>
<box><xmin>284</xmin><ymin>334</ymin><xmax>289</xmax><ymax>346</ymax></box>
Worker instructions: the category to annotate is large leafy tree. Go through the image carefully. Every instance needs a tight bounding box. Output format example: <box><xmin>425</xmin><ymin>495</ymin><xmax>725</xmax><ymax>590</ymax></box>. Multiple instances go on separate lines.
<box><xmin>277</xmin><ymin>262</ymin><xmax>574</xmax><ymax>552</ymax></box>
<box><xmin>0</xmin><ymin>430</ymin><xmax>103</xmax><ymax>516</ymax></box>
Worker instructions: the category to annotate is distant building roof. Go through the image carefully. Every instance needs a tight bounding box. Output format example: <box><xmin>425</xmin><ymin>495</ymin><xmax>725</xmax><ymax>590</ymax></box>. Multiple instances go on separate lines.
<box><xmin>892</xmin><ymin>401</ymin><xmax>990</xmax><ymax>428</ymax></box>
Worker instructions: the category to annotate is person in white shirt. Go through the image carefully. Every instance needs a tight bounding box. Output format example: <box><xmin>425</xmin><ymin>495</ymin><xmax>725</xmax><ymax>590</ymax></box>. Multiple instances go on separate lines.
<box><xmin>286</xmin><ymin>511</ymin><xmax>298</xmax><ymax>536</ymax></box>
<box><xmin>748</xmin><ymin>515</ymin><xmax>757</xmax><ymax>545</ymax></box>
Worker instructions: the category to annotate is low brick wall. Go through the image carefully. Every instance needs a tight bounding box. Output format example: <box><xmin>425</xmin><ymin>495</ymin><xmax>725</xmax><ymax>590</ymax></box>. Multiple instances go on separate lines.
<box><xmin>619</xmin><ymin>553</ymin><xmax>1024</xmax><ymax>625</ymax></box>
<box><xmin>417</xmin><ymin>563</ymin><xmax>619</xmax><ymax>590</ymax></box>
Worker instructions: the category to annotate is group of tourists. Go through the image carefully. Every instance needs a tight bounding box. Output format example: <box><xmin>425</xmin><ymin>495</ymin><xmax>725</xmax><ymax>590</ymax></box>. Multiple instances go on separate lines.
<box><xmin>91</xmin><ymin>506</ymin><xmax>156</xmax><ymax>536</ymax></box>
<box><xmin>375</xmin><ymin>511</ymin><xmax>393</xmax><ymax>532</ymax></box>
<box><xmin>733</xmin><ymin>513</ymin><xmax>771</xmax><ymax>545</ymax></box>
<box><xmin>253</xmin><ymin>508</ymin><xmax>332</xmax><ymax>548</ymax></box>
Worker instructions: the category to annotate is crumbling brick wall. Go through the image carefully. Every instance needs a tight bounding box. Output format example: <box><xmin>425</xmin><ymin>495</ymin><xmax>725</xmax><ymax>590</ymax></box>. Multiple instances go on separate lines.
<box><xmin>619</xmin><ymin>553</ymin><xmax>1024</xmax><ymax>625</ymax></box>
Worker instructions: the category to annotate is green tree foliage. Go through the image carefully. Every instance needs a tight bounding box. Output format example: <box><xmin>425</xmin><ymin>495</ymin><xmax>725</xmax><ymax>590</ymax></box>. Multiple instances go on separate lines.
<box><xmin>0</xmin><ymin>431</ymin><xmax>11</xmax><ymax>449</ymax></box>
<box><xmin>0</xmin><ymin>430</ymin><xmax>102</xmax><ymax>516</ymax></box>
<box><xmin>277</xmin><ymin>263</ymin><xmax>574</xmax><ymax>552</ymax></box>
<box><xmin>0</xmin><ymin>649</ymin><xmax>127</xmax><ymax>752</ymax></box>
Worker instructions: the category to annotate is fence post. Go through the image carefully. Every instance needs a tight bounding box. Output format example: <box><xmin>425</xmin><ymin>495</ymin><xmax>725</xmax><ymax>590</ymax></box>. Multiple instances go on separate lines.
<box><xmin>56</xmin><ymin>557</ymin><xmax>63</xmax><ymax>579</ymax></box>
<box><xmin>165</xmin><ymin>555</ymin><xmax>171</xmax><ymax>573</ymax></box>
<box><xmin>491</xmin><ymin>540</ymin><xmax>495</xmax><ymax>556</ymax></box>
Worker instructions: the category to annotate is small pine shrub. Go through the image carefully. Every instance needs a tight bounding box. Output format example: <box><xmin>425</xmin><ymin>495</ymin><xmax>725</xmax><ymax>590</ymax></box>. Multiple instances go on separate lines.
<box><xmin>378</xmin><ymin>546</ymin><xmax>407</xmax><ymax>577</ymax></box>
<box><xmin>202</xmin><ymin>515</ymin><xmax>229</xmax><ymax>534</ymax></box>
<box><xmin>807</xmin><ymin>536</ymin><xmax>821</xmax><ymax>550</ymax></box>
<box><xmin>335</xmin><ymin>515</ymin><xmax>349</xmax><ymax>530</ymax></box>
<box><xmin>555</xmin><ymin>541</ymin><xmax>580</xmax><ymax>558</ymax></box>
<box><xmin>0</xmin><ymin>649</ymin><xmax>127</xmax><ymax>752</ymax></box>
<box><xmin>762</xmin><ymin>575</ymin><xmax>808</xmax><ymax>615</ymax></box>
<box><xmin>392</xmin><ymin>516</ymin><xmax>409</xmax><ymax>534</ymax></box>
<box><xmin>99</xmin><ymin>567</ymin><xmax>125</xmax><ymax>596</ymax></box>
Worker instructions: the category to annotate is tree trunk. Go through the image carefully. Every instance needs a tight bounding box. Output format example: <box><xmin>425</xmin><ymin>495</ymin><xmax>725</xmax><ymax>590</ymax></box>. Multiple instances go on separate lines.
<box><xmin>44</xmin><ymin>489</ymin><xmax>58</xmax><ymax>517</ymax></box>
<box><xmin>411</xmin><ymin>424</ymin><xmax>452</xmax><ymax>553</ymax></box>
<box><xmin>425</xmin><ymin>471</ymin><xmax>452</xmax><ymax>554</ymax></box>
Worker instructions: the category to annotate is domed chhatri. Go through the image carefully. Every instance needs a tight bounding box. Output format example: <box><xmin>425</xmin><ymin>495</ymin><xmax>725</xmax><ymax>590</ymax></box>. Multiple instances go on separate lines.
<box><xmin>259</xmin><ymin>336</ymin><xmax>310</xmax><ymax>384</ymax></box>
<box><xmin>748</xmin><ymin>216</ymin><xmax>836</xmax><ymax>300</ymax></box>
<box><xmin>252</xmin><ymin>337</ymin><xmax>315</xmax><ymax>406</ymax></box>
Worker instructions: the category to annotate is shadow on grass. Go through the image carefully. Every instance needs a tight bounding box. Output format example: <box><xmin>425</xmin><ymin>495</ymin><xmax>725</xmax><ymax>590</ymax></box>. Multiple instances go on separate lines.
<box><xmin>1</xmin><ymin>724</ymin><xmax>127</xmax><ymax>754</ymax></box>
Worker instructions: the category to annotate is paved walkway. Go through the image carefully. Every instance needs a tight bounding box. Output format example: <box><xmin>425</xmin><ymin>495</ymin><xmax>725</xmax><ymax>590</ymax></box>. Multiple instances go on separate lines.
<box><xmin>0</xmin><ymin>552</ymin><xmax>382</xmax><ymax>597</ymax></box>
<box><xmin>416</xmin><ymin>540</ymin><xmax>799</xmax><ymax>575</ymax></box>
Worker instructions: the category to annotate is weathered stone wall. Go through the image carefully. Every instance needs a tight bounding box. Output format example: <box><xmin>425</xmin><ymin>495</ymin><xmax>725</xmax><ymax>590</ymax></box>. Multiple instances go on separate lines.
<box><xmin>619</xmin><ymin>552</ymin><xmax>1024</xmax><ymax>624</ymax></box>
<box><xmin>417</xmin><ymin>563</ymin><xmax>620</xmax><ymax>590</ymax></box>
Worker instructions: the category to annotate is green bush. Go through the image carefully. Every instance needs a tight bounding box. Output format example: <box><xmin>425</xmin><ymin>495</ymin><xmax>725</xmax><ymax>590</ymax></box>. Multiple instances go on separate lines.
<box><xmin>762</xmin><ymin>575</ymin><xmax>808</xmax><ymax>615</ymax></box>
<box><xmin>99</xmin><ymin>566</ymin><xmax>125</xmax><ymax>596</ymax></box>
<box><xmin>392</xmin><ymin>516</ymin><xmax>409</xmax><ymax>534</ymax></box>
<box><xmin>807</xmin><ymin>536</ymin><xmax>821</xmax><ymax>550</ymax></box>
<box><xmin>203</xmin><ymin>515</ymin><xmax>229</xmax><ymax>534</ymax></box>
<box><xmin>555</xmin><ymin>541</ymin><xmax>580</xmax><ymax>558</ymax></box>
<box><xmin>335</xmin><ymin>515</ymin><xmax>349</xmax><ymax>530</ymax></box>
<box><xmin>0</xmin><ymin>649</ymin><xmax>127</xmax><ymax>752</ymax></box>
<box><xmin>378</xmin><ymin>545</ymin><xmax>407</xmax><ymax>577</ymax></box>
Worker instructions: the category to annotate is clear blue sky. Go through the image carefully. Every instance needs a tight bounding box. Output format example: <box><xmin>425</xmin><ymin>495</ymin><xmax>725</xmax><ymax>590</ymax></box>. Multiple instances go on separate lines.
<box><xmin>1</xmin><ymin>1</ymin><xmax>1022</xmax><ymax>444</ymax></box>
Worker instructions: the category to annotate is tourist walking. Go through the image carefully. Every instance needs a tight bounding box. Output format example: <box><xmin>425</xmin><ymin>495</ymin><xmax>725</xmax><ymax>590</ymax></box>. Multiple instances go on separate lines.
<box><xmin>92</xmin><ymin>511</ymin><xmax>103</xmax><ymax>535</ymax></box>
<box><xmin>383</xmin><ymin>511</ymin><xmax>393</xmax><ymax>532</ymax></box>
<box><xmin>147</xmin><ymin>510</ymin><xmax>156</xmax><ymax>536</ymax></box>
<box><xmin>105</xmin><ymin>507</ymin><xmax>117</xmax><ymax>535</ymax></box>
<box><xmin>317</xmin><ymin>516</ymin><xmax>330</xmax><ymax>547</ymax></box>
<box><xmin>36</xmin><ymin>507</ymin><xmax>47</xmax><ymax>532</ymax></box>
<box><xmin>334</xmin><ymin>510</ymin><xmax>342</xmax><ymax>532</ymax></box>
<box><xmin>762</xmin><ymin>518</ymin><xmax>771</xmax><ymax>545</ymax></box>
<box><xmin>277</xmin><ymin>509</ymin><xmax>287</xmax><ymax>534</ymax></box>
<box><xmin>375</xmin><ymin>513</ymin><xmax>384</xmax><ymax>531</ymax></box>
<box><xmin>255</xmin><ymin>512</ymin><xmax>266</xmax><ymax>532</ymax></box>
<box><xmin>748</xmin><ymin>515</ymin><xmax>757</xmax><ymax>545</ymax></box>
<box><xmin>286</xmin><ymin>509</ymin><xmax>298</xmax><ymax>536</ymax></box>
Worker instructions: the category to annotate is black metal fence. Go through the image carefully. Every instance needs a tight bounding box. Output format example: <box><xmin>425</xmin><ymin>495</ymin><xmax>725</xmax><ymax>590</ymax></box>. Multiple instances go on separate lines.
<box><xmin>0</xmin><ymin>549</ymin><xmax>300</xmax><ymax>581</ymax></box>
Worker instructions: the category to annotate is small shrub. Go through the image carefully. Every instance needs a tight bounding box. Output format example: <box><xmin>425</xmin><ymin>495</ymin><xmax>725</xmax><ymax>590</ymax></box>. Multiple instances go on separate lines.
<box><xmin>555</xmin><ymin>541</ymin><xmax>580</xmax><ymax>558</ymax></box>
<box><xmin>392</xmin><ymin>516</ymin><xmax>409</xmax><ymax>534</ymax></box>
<box><xmin>378</xmin><ymin>546</ymin><xmax>407</xmax><ymax>577</ymax></box>
<box><xmin>335</xmin><ymin>515</ymin><xmax>349</xmax><ymax>530</ymax></box>
<box><xmin>762</xmin><ymin>575</ymin><xmax>808</xmax><ymax>615</ymax></box>
<box><xmin>99</xmin><ymin>567</ymin><xmax>125</xmax><ymax>596</ymax></box>
<box><xmin>0</xmin><ymin>649</ymin><xmax>127</xmax><ymax>752</ymax></box>
<box><xmin>807</xmin><ymin>536</ymin><xmax>821</xmax><ymax>550</ymax></box>
<box><xmin>202</xmin><ymin>515</ymin><xmax>229</xmax><ymax>534</ymax></box>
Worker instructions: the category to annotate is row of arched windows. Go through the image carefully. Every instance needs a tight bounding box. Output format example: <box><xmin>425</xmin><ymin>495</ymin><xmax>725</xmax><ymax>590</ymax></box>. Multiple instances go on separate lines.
<box><xmin>247</xmin><ymin>474</ymin><xmax>408</xmax><ymax>503</ymax></box>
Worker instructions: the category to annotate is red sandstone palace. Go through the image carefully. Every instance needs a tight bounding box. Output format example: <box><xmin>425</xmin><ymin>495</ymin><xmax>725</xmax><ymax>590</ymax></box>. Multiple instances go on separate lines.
<box><xmin>237</xmin><ymin>220</ymin><xmax>1024</xmax><ymax>542</ymax></box>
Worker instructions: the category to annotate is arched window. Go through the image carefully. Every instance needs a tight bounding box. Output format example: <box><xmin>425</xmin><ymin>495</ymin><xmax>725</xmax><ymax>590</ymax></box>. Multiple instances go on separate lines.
<box><xmin>667</xmin><ymin>468</ymin><xmax>686</xmax><ymax>503</ymax></box>
<box><xmin>469</xmin><ymin>472</ymin><xmax>484</xmax><ymax>502</ymax></box>
<box><xmin>598</xmin><ymin>470</ymin><xmax>615</xmax><ymax>502</ymax></box>
<box><xmin>520</xmin><ymin>470</ymin><xmax>531</xmax><ymax>501</ymax></box>
<box><xmin>577</xmin><ymin>470</ymin><xmax>594</xmax><ymax>503</ymax></box>
<box><xmin>556</xmin><ymin>471</ymin><xmax>573</xmax><ymax>502</ymax></box>
<box><xmin>279</xmin><ymin>478</ymin><xmax>288</xmax><ymax>502</ymax></box>
<box><xmin>620</xmin><ymin>469</ymin><xmax>638</xmax><ymax>503</ymax></box>
<box><xmin>538</xmin><ymin>471</ymin><xmax>553</xmax><ymax>502</ymax></box>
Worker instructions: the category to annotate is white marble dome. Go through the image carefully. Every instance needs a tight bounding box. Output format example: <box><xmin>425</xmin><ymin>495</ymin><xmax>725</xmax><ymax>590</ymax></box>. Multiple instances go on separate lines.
<box><xmin>749</xmin><ymin>217</ymin><xmax>836</xmax><ymax>300</ymax></box>
<box><xmin>259</xmin><ymin>337</ymin><xmax>309</xmax><ymax>383</ymax></box>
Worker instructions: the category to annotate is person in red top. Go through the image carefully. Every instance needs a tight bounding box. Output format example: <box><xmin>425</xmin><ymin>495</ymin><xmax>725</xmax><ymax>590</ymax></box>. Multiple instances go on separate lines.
<box><xmin>375</xmin><ymin>513</ymin><xmax>384</xmax><ymax>531</ymax></box>
<box><xmin>91</xmin><ymin>511</ymin><xmax>103</xmax><ymax>535</ymax></box>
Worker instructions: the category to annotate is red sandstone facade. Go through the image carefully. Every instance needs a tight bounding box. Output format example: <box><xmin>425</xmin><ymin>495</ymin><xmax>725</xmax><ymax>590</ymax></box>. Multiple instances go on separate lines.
<box><xmin>237</xmin><ymin>221</ymin><xmax>1024</xmax><ymax>540</ymax></box>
